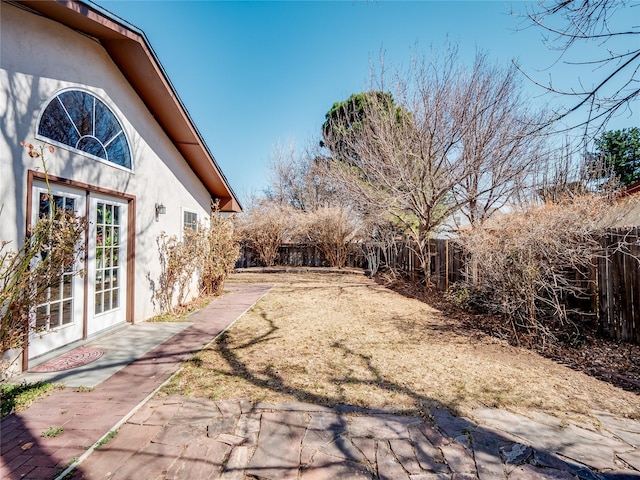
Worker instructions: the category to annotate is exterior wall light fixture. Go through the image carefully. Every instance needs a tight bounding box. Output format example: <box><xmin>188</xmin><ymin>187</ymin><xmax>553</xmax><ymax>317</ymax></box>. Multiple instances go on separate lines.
<box><xmin>155</xmin><ymin>203</ymin><xmax>166</xmax><ymax>222</ymax></box>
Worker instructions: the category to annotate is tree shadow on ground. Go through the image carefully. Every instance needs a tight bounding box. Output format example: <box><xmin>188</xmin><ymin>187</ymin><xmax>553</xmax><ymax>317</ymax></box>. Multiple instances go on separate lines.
<box><xmin>202</xmin><ymin>318</ymin><xmax>638</xmax><ymax>480</ymax></box>
<box><xmin>374</xmin><ymin>271</ymin><xmax>640</xmax><ymax>397</ymax></box>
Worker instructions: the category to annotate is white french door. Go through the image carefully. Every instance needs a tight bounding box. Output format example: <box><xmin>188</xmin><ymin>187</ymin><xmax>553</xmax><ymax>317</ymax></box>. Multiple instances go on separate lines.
<box><xmin>28</xmin><ymin>183</ymin><xmax>86</xmax><ymax>359</ymax></box>
<box><xmin>87</xmin><ymin>195</ymin><xmax>128</xmax><ymax>335</ymax></box>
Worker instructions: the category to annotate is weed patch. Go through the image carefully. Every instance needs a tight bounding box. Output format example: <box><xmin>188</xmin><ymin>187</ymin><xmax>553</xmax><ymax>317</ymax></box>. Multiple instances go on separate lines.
<box><xmin>95</xmin><ymin>429</ymin><xmax>118</xmax><ymax>449</ymax></box>
<box><xmin>0</xmin><ymin>381</ymin><xmax>56</xmax><ymax>417</ymax></box>
<box><xmin>41</xmin><ymin>426</ymin><xmax>64</xmax><ymax>437</ymax></box>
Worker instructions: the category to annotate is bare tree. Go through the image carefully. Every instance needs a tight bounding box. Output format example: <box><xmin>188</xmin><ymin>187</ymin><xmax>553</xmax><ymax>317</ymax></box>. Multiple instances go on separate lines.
<box><xmin>521</xmin><ymin>0</ymin><xmax>639</xmax><ymax>135</ymax></box>
<box><xmin>321</xmin><ymin>47</ymin><xmax>546</xmax><ymax>283</ymax></box>
<box><xmin>266</xmin><ymin>141</ymin><xmax>336</xmax><ymax>211</ymax></box>
<box><xmin>511</xmin><ymin>136</ymin><xmax>620</xmax><ymax>208</ymax></box>
<box><xmin>451</xmin><ymin>54</ymin><xmax>548</xmax><ymax>228</ymax></box>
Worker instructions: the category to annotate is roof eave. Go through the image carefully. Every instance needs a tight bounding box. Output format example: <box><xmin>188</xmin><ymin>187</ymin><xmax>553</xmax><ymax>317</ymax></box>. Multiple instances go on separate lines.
<box><xmin>15</xmin><ymin>0</ymin><xmax>242</xmax><ymax>212</ymax></box>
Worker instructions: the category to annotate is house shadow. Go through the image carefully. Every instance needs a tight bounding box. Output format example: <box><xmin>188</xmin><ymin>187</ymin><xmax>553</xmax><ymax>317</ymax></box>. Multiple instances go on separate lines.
<box><xmin>1</xmin><ymin>400</ymin><xmax>74</xmax><ymax>479</ymax></box>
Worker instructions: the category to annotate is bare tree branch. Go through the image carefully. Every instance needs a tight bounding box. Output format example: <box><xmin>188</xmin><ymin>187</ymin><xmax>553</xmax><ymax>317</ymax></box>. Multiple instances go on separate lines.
<box><xmin>520</xmin><ymin>0</ymin><xmax>639</xmax><ymax>135</ymax></box>
<box><xmin>321</xmin><ymin>48</ymin><xmax>547</xmax><ymax>282</ymax></box>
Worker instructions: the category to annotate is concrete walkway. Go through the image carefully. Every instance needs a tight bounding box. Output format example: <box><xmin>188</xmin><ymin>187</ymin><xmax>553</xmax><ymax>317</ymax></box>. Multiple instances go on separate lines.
<box><xmin>2</xmin><ymin>282</ymin><xmax>640</xmax><ymax>479</ymax></box>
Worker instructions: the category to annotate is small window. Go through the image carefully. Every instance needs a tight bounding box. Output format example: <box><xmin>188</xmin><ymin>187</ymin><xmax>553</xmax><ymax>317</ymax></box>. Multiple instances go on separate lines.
<box><xmin>183</xmin><ymin>211</ymin><xmax>198</xmax><ymax>233</ymax></box>
<box><xmin>38</xmin><ymin>89</ymin><xmax>132</xmax><ymax>170</ymax></box>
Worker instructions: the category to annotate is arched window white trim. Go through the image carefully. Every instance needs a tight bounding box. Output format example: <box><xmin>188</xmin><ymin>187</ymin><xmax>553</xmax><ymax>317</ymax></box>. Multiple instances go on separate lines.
<box><xmin>36</xmin><ymin>88</ymin><xmax>133</xmax><ymax>171</ymax></box>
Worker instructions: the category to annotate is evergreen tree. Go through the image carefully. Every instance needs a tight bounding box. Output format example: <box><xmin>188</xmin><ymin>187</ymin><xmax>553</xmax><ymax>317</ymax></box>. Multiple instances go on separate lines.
<box><xmin>593</xmin><ymin>128</ymin><xmax>640</xmax><ymax>188</ymax></box>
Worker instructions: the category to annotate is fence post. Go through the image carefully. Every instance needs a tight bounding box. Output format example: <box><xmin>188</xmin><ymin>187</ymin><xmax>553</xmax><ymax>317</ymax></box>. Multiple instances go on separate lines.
<box><xmin>445</xmin><ymin>239</ymin><xmax>450</xmax><ymax>291</ymax></box>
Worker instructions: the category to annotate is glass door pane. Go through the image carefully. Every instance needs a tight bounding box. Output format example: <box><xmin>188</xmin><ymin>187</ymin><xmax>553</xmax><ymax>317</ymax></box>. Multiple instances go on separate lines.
<box><xmin>34</xmin><ymin>192</ymin><xmax>78</xmax><ymax>331</ymax></box>
<box><xmin>94</xmin><ymin>201</ymin><xmax>121</xmax><ymax>315</ymax></box>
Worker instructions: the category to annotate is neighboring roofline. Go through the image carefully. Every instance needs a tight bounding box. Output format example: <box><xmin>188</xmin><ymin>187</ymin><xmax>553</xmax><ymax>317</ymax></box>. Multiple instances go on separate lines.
<box><xmin>10</xmin><ymin>0</ymin><xmax>242</xmax><ymax>212</ymax></box>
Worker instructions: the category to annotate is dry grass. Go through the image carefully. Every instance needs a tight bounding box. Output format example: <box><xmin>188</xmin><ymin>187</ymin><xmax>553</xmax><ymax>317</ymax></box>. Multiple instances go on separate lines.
<box><xmin>162</xmin><ymin>270</ymin><xmax>640</xmax><ymax>423</ymax></box>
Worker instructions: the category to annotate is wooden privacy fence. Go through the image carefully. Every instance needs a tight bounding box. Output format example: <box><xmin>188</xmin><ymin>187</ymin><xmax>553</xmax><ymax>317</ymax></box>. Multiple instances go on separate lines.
<box><xmin>235</xmin><ymin>244</ymin><xmax>366</xmax><ymax>269</ymax></box>
<box><xmin>236</xmin><ymin>229</ymin><xmax>640</xmax><ymax>344</ymax></box>
<box><xmin>597</xmin><ymin>227</ymin><xmax>640</xmax><ymax>343</ymax></box>
<box><xmin>363</xmin><ymin>239</ymin><xmax>465</xmax><ymax>291</ymax></box>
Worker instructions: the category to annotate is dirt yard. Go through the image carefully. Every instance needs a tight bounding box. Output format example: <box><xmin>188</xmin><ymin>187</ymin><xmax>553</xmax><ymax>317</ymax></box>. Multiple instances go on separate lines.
<box><xmin>163</xmin><ymin>270</ymin><xmax>640</xmax><ymax>425</ymax></box>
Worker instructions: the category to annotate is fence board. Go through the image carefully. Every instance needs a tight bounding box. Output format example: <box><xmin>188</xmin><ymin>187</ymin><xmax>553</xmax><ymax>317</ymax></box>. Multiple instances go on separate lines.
<box><xmin>597</xmin><ymin>227</ymin><xmax>640</xmax><ymax>344</ymax></box>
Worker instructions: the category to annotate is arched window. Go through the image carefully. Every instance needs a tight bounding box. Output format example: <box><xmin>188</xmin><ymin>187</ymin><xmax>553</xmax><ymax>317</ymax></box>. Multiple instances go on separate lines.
<box><xmin>38</xmin><ymin>90</ymin><xmax>132</xmax><ymax>170</ymax></box>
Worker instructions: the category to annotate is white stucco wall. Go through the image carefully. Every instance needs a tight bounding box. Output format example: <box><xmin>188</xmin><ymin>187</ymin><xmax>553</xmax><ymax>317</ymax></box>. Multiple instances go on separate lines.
<box><xmin>1</xmin><ymin>3</ymin><xmax>212</xmax><ymax>323</ymax></box>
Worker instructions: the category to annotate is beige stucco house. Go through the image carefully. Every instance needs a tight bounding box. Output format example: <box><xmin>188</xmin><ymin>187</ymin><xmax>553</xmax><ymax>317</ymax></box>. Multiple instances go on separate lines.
<box><xmin>0</xmin><ymin>0</ymin><xmax>241</xmax><ymax>372</ymax></box>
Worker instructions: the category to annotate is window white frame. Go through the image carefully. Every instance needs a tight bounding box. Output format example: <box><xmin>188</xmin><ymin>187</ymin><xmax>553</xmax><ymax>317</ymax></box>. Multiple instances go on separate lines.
<box><xmin>182</xmin><ymin>208</ymin><xmax>199</xmax><ymax>241</ymax></box>
<box><xmin>36</xmin><ymin>87</ymin><xmax>134</xmax><ymax>172</ymax></box>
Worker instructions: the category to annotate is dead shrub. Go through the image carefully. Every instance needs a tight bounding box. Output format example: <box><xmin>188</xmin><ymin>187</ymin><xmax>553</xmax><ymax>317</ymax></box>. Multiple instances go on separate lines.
<box><xmin>200</xmin><ymin>202</ymin><xmax>240</xmax><ymax>296</ymax></box>
<box><xmin>155</xmin><ymin>228</ymin><xmax>205</xmax><ymax>314</ymax></box>
<box><xmin>456</xmin><ymin>194</ymin><xmax>614</xmax><ymax>347</ymax></box>
<box><xmin>1</xmin><ymin>144</ymin><xmax>86</xmax><ymax>371</ymax></box>
<box><xmin>301</xmin><ymin>207</ymin><xmax>360</xmax><ymax>268</ymax></box>
<box><xmin>155</xmin><ymin>204</ymin><xmax>240</xmax><ymax>313</ymax></box>
<box><xmin>235</xmin><ymin>202</ymin><xmax>296</xmax><ymax>266</ymax></box>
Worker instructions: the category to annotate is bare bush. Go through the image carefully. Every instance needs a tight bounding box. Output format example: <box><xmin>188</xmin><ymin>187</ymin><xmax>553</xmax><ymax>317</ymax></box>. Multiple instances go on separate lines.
<box><xmin>155</xmin><ymin>228</ymin><xmax>205</xmax><ymax>314</ymax></box>
<box><xmin>0</xmin><ymin>211</ymin><xmax>85</xmax><ymax>357</ymax></box>
<box><xmin>200</xmin><ymin>202</ymin><xmax>240</xmax><ymax>296</ymax></box>
<box><xmin>1</xmin><ymin>144</ymin><xmax>86</xmax><ymax>368</ymax></box>
<box><xmin>456</xmin><ymin>194</ymin><xmax>616</xmax><ymax>347</ymax></box>
<box><xmin>155</xmin><ymin>203</ymin><xmax>240</xmax><ymax>313</ymax></box>
<box><xmin>302</xmin><ymin>207</ymin><xmax>360</xmax><ymax>268</ymax></box>
<box><xmin>235</xmin><ymin>202</ymin><xmax>296</xmax><ymax>266</ymax></box>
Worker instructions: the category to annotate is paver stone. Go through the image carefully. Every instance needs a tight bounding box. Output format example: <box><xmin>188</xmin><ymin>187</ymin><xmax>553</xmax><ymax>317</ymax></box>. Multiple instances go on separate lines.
<box><xmin>320</xmin><ymin>435</ymin><xmax>366</xmax><ymax>463</ymax></box>
<box><xmin>304</xmin><ymin>412</ymin><xmax>348</xmax><ymax>447</ymax></box>
<box><xmin>165</xmin><ymin>439</ymin><xmax>211</xmax><ymax>480</ymax></box>
<box><xmin>617</xmin><ymin>449</ymin><xmax>640</xmax><ymax>471</ymax></box>
<box><xmin>152</xmin><ymin>423</ymin><xmax>200</xmax><ymax>446</ymax></box>
<box><xmin>300</xmin><ymin>450</ymin><xmax>373</xmax><ymax>480</ymax></box>
<box><xmin>390</xmin><ymin>438</ymin><xmax>423</xmax><ymax>474</ymax></box>
<box><xmin>235</xmin><ymin>412</ymin><xmax>261</xmax><ymax>438</ymax></box>
<box><xmin>352</xmin><ymin>437</ymin><xmax>377</xmax><ymax>465</ymax></box>
<box><xmin>349</xmin><ymin>414</ymin><xmax>418</xmax><ymax>440</ymax></box>
<box><xmin>408</xmin><ymin>474</ymin><xmax>451</xmax><ymax>480</ymax></box>
<box><xmin>220</xmin><ymin>445</ymin><xmax>252</xmax><ymax>480</ymax></box>
<box><xmin>207</xmin><ymin>417</ymin><xmax>237</xmax><ymax>437</ymax></box>
<box><xmin>507</xmin><ymin>464</ymin><xmax>577</xmax><ymax>480</ymax></box>
<box><xmin>108</xmin><ymin>440</ymin><xmax>183</xmax><ymax>480</ymax></box>
<box><xmin>431</xmin><ymin>408</ymin><xmax>475</xmax><ymax>439</ymax></box>
<box><xmin>440</xmin><ymin>443</ymin><xmax>477</xmax><ymax>474</ymax></box>
<box><xmin>245</xmin><ymin>411</ymin><xmax>307</xmax><ymax>480</ymax></box>
<box><xmin>377</xmin><ymin>440</ymin><xmax>411</xmax><ymax>480</ymax></box>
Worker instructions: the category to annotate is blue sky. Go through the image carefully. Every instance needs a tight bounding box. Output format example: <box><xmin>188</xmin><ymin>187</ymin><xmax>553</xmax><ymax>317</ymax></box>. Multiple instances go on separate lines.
<box><xmin>95</xmin><ymin>0</ymin><xmax>639</xmax><ymax>203</ymax></box>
